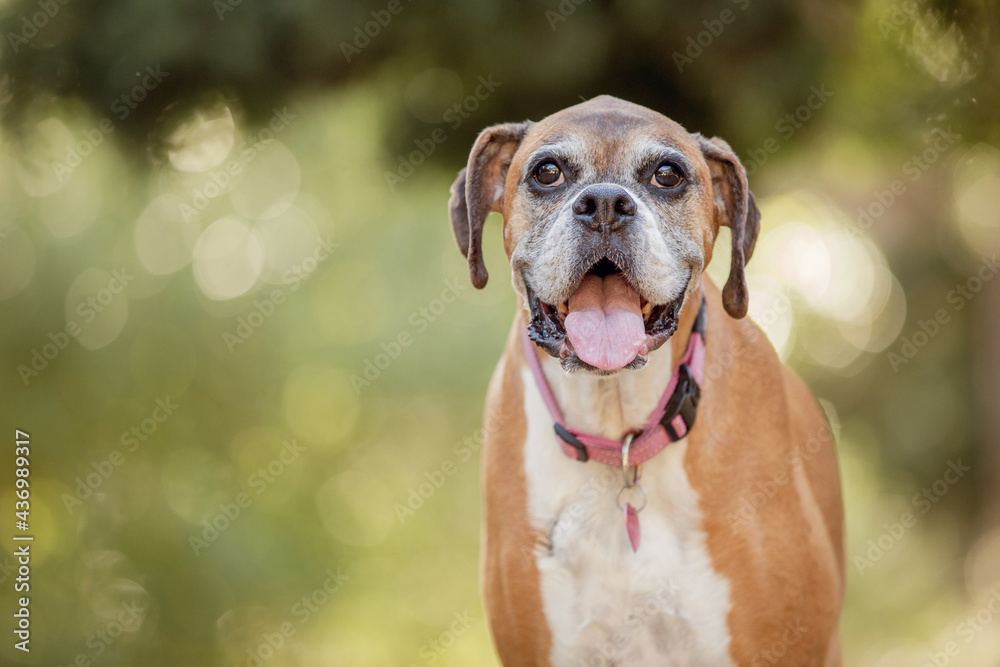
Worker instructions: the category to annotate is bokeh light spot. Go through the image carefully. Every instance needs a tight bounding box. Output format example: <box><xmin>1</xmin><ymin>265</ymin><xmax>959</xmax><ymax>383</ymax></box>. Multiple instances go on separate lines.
<box><xmin>135</xmin><ymin>194</ymin><xmax>203</xmax><ymax>275</ymax></box>
<box><xmin>15</xmin><ymin>117</ymin><xmax>75</xmax><ymax>197</ymax></box>
<box><xmin>953</xmin><ymin>142</ymin><xmax>1000</xmax><ymax>256</ymax></box>
<box><xmin>747</xmin><ymin>276</ymin><xmax>794</xmax><ymax>359</ymax></box>
<box><xmin>162</xmin><ymin>446</ymin><xmax>229</xmax><ymax>523</ymax></box>
<box><xmin>741</xmin><ymin>192</ymin><xmax>902</xmax><ymax>369</ymax></box>
<box><xmin>65</xmin><ymin>268</ymin><xmax>130</xmax><ymax>350</ymax></box>
<box><xmin>37</xmin><ymin>168</ymin><xmax>103</xmax><ymax>238</ymax></box>
<box><xmin>193</xmin><ymin>217</ymin><xmax>264</xmax><ymax>300</ymax></box>
<box><xmin>966</xmin><ymin>528</ymin><xmax>1000</xmax><ymax>597</ymax></box>
<box><xmin>253</xmin><ymin>206</ymin><xmax>322</xmax><ymax>284</ymax></box>
<box><xmin>167</xmin><ymin>105</ymin><xmax>237</xmax><ymax>173</ymax></box>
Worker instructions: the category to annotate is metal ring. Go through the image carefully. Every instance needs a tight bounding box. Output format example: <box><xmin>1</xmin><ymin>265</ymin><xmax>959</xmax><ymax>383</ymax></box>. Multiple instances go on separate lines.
<box><xmin>616</xmin><ymin>484</ymin><xmax>648</xmax><ymax>513</ymax></box>
<box><xmin>621</xmin><ymin>433</ymin><xmax>640</xmax><ymax>487</ymax></box>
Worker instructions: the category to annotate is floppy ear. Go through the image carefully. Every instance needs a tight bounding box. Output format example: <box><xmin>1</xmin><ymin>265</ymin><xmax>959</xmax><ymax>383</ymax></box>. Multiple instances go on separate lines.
<box><xmin>448</xmin><ymin>122</ymin><xmax>531</xmax><ymax>289</ymax></box>
<box><xmin>694</xmin><ymin>134</ymin><xmax>761</xmax><ymax>319</ymax></box>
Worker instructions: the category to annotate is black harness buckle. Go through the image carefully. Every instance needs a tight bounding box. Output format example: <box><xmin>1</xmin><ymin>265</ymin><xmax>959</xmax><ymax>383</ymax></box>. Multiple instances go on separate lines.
<box><xmin>660</xmin><ymin>363</ymin><xmax>701</xmax><ymax>441</ymax></box>
<box><xmin>554</xmin><ymin>423</ymin><xmax>589</xmax><ymax>462</ymax></box>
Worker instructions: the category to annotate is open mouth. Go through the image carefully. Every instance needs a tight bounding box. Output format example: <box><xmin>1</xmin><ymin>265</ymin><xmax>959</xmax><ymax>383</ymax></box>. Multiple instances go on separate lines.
<box><xmin>525</xmin><ymin>258</ymin><xmax>687</xmax><ymax>373</ymax></box>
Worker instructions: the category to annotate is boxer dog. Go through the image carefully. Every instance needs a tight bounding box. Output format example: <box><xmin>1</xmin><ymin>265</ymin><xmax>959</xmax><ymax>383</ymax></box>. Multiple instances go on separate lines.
<box><xmin>447</xmin><ymin>96</ymin><xmax>843</xmax><ymax>666</ymax></box>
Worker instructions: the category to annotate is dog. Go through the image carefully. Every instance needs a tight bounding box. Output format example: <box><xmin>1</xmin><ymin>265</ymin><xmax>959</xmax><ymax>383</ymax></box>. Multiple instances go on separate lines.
<box><xmin>447</xmin><ymin>96</ymin><xmax>844</xmax><ymax>666</ymax></box>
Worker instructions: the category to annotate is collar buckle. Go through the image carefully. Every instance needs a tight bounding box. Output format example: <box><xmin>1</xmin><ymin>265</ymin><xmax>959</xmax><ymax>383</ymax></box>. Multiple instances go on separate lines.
<box><xmin>621</xmin><ymin>433</ymin><xmax>641</xmax><ymax>487</ymax></box>
<box><xmin>660</xmin><ymin>363</ymin><xmax>701</xmax><ymax>441</ymax></box>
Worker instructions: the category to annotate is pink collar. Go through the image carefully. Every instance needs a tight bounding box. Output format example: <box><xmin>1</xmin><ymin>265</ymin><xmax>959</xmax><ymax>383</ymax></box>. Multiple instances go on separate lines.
<box><xmin>520</xmin><ymin>294</ymin><xmax>706</xmax><ymax>552</ymax></box>
<box><xmin>520</xmin><ymin>294</ymin><xmax>707</xmax><ymax>467</ymax></box>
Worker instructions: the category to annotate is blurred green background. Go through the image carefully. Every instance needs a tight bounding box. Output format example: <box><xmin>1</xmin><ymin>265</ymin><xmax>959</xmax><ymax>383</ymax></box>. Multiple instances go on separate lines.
<box><xmin>1</xmin><ymin>0</ymin><xmax>999</xmax><ymax>665</ymax></box>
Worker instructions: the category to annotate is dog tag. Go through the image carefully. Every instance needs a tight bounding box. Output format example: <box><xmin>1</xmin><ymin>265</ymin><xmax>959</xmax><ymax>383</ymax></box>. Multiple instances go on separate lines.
<box><xmin>625</xmin><ymin>503</ymin><xmax>641</xmax><ymax>552</ymax></box>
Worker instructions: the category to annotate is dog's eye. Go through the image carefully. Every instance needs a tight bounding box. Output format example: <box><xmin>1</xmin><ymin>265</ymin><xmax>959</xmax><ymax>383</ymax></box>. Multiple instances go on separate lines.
<box><xmin>652</xmin><ymin>162</ymin><xmax>684</xmax><ymax>189</ymax></box>
<box><xmin>533</xmin><ymin>161</ymin><xmax>564</xmax><ymax>187</ymax></box>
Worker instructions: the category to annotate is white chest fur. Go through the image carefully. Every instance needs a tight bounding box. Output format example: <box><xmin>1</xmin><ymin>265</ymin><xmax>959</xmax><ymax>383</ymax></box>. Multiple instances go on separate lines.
<box><xmin>520</xmin><ymin>348</ymin><xmax>735</xmax><ymax>667</ymax></box>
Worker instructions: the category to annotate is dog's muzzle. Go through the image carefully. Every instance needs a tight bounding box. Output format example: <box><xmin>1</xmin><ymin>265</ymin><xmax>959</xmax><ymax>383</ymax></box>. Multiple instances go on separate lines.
<box><xmin>525</xmin><ymin>258</ymin><xmax>690</xmax><ymax>374</ymax></box>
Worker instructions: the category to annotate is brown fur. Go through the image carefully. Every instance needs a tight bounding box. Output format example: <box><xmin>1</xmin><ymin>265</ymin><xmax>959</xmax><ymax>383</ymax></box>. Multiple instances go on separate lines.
<box><xmin>684</xmin><ymin>280</ymin><xmax>844</xmax><ymax>665</ymax></box>
<box><xmin>480</xmin><ymin>319</ymin><xmax>552</xmax><ymax>665</ymax></box>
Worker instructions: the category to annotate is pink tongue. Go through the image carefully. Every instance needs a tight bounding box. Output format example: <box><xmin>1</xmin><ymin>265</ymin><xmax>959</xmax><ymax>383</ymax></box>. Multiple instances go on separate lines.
<box><xmin>564</xmin><ymin>273</ymin><xmax>647</xmax><ymax>370</ymax></box>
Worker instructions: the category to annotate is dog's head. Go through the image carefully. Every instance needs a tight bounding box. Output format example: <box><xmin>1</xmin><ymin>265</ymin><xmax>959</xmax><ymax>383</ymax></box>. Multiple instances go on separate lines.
<box><xmin>448</xmin><ymin>95</ymin><xmax>760</xmax><ymax>374</ymax></box>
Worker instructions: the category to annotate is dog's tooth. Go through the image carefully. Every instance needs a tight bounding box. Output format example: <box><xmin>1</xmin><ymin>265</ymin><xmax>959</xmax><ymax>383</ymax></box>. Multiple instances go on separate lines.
<box><xmin>557</xmin><ymin>302</ymin><xmax>568</xmax><ymax>316</ymax></box>
<box><xmin>642</xmin><ymin>302</ymin><xmax>653</xmax><ymax>317</ymax></box>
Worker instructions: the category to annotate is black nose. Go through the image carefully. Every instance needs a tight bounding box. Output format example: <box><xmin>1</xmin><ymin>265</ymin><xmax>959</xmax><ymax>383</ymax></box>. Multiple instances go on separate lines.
<box><xmin>572</xmin><ymin>184</ymin><xmax>637</xmax><ymax>232</ymax></box>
